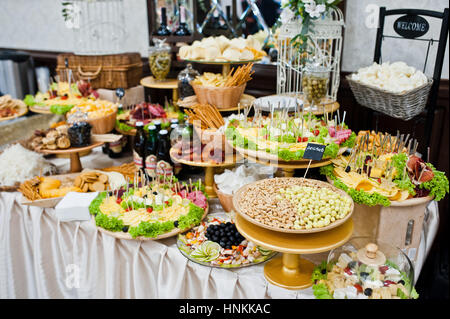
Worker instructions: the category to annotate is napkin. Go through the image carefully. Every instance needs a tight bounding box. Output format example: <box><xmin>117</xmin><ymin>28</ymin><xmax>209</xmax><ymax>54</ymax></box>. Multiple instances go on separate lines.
<box><xmin>55</xmin><ymin>192</ymin><xmax>99</xmax><ymax>222</ymax></box>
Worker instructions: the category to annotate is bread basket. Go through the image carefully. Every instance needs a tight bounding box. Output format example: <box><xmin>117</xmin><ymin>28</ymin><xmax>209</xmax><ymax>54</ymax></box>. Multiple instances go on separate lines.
<box><xmin>86</xmin><ymin>110</ymin><xmax>117</xmax><ymax>134</ymax></box>
<box><xmin>192</xmin><ymin>83</ymin><xmax>246</xmax><ymax>109</ymax></box>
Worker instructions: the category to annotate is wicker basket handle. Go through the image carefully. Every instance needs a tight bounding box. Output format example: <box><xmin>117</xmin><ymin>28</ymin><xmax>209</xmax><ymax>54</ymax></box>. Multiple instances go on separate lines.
<box><xmin>77</xmin><ymin>65</ymin><xmax>102</xmax><ymax>80</ymax></box>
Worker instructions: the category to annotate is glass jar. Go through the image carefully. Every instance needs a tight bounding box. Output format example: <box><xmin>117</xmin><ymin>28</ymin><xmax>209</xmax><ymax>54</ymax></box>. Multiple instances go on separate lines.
<box><xmin>177</xmin><ymin>63</ymin><xmax>200</xmax><ymax>99</ymax></box>
<box><xmin>302</xmin><ymin>64</ymin><xmax>330</xmax><ymax>105</ymax></box>
<box><xmin>323</xmin><ymin>237</ymin><xmax>415</xmax><ymax>299</ymax></box>
<box><xmin>148</xmin><ymin>39</ymin><xmax>171</xmax><ymax>81</ymax></box>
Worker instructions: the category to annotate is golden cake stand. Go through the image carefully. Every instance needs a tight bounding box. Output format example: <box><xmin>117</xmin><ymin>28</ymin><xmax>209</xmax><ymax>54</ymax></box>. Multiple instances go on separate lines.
<box><xmin>235</xmin><ymin>214</ymin><xmax>353</xmax><ymax>290</ymax></box>
<box><xmin>140</xmin><ymin>76</ymin><xmax>179</xmax><ymax>104</ymax></box>
<box><xmin>169</xmin><ymin>148</ymin><xmax>240</xmax><ymax>198</ymax></box>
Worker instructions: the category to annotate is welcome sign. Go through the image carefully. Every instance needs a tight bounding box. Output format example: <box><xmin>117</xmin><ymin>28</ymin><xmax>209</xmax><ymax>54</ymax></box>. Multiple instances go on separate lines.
<box><xmin>394</xmin><ymin>14</ymin><xmax>430</xmax><ymax>39</ymax></box>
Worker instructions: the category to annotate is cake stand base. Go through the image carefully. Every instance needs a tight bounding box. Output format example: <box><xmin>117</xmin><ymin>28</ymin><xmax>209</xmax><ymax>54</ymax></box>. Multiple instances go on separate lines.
<box><xmin>264</xmin><ymin>253</ymin><xmax>315</xmax><ymax>290</ymax></box>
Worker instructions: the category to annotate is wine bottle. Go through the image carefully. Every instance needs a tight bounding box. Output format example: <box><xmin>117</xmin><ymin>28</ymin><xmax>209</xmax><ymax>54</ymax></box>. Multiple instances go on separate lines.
<box><xmin>174</xmin><ymin>5</ymin><xmax>191</xmax><ymax>36</ymax></box>
<box><xmin>155</xmin><ymin>7</ymin><xmax>171</xmax><ymax>36</ymax></box>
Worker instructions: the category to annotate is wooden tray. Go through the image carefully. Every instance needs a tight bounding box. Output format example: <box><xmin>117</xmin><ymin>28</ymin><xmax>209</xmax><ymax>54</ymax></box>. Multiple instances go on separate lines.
<box><xmin>232</xmin><ymin>177</ymin><xmax>354</xmax><ymax>234</ymax></box>
<box><xmin>231</xmin><ymin>140</ymin><xmax>346</xmax><ymax>166</ymax></box>
<box><xmin>0</xmin><ymin>107</ymin><xmax>28</xmax><ymax>122</ymax></box>
<box><xmin>29</xmin><ymin>105</ymin><xmax>53</xmax><ymax>114</ymax></box>
<box><xmin>170</xmin><ymin>147</ymin><xmax>239</xmax><ymax>168</ymax></box>
<box><xmin>37</xmin><ymin>141</ymin><xmax>104</xmax><ymax>155</ymax></box>
<box><xmin>94</xmin><ymin>204</ymin><xmax>209</xmax><ymax>241</ymax></box>
<box><xmin>20</xmin><ymin>173</ymin><xmax>79</xmax><ymax>208</ymax></box>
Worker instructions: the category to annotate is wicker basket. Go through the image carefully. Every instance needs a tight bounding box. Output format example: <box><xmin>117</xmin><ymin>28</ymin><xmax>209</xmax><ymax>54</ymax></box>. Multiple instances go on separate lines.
<box><xmin>346</xmin><ymin>75</ymin><xmax>433</xmax><ymax>121</ymax></box>
<box><xmin>192</xmin><ymin>83</ymin><xmax>246</xmax><ymax>109</ymax></box>
<box><xmin>56</xmin><ymin>53</ymin><xmax>143</xmax><ymax>89</ymax></box>
<box><xmin>87</xmin><ymin>110</ymin><xmax>117</xmax><ymax>134</ymax></box>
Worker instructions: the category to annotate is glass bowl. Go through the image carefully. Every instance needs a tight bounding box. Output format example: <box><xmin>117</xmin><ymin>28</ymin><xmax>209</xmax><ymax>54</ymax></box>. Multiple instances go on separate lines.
<box><xmin>316</xmin><ymin>237</ymin><xmax>416</xmax><ymax>299</ymax></box>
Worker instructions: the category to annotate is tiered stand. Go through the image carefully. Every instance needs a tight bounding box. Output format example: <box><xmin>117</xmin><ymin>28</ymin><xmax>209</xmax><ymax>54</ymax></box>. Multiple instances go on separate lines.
<box><xmin>233</xmin><ymin>178</ymin><xmax>354</xmax><ymax>290</ymax></box>
<box><xmin>170</xmin><ymin>148</ymin><xmax>240</xmax><ymax>198</ymax></box>
<box><xmin>39</xmin><ymin>142</ymin><xmax>104</xmax><ymax>173</ymax></box>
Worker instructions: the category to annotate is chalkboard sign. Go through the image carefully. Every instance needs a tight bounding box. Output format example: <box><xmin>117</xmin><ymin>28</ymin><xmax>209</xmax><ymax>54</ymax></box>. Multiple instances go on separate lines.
<box><xmin>303</xmin><ymin>143</ymin><xmax>326</xmax><ymax>161</ymax></box>
<box><xmin>394</xmin><ymin>14</ymin><xmax>429</xmax><ymax>39</ymax></box>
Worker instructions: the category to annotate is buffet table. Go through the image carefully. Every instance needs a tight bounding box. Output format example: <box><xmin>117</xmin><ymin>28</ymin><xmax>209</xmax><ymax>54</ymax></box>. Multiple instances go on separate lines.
<box><xmin>0</xmin><ymin>147</ymin><xmax>440</xmax><ymax>298</ymax></box>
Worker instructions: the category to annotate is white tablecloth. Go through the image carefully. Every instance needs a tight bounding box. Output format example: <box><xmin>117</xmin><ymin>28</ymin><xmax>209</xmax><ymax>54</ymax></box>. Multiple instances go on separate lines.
<box><xmin>0</xmin><ymin>148</ymin><xmax>440</xmax><ymax>298</ymax></box>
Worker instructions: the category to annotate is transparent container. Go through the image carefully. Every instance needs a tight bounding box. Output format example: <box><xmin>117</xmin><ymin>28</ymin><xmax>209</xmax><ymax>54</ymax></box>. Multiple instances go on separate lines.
<box><xmin>148</xmin><ymin>39</ymin><xmax>171</xmax><ymax>81</ymax></box>
<box><xmin>177</xmin><ymin>63</ymin><xmax>200</xmax><ymax>99</ymax></box>
<box><xmin>302</xmin><ymin>64</ymin><xmax>330</xmax><ymax>105</ymax></box>
<box><xmin>325</xmin><ymin>237</ymin><xmax>415</xmax><ymax>299</ymax></box>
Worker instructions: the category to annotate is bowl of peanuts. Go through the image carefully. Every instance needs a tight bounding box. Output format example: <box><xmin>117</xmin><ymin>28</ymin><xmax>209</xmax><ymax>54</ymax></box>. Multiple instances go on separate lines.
<box><xmin>232</xmin><ymin>177</ymin><xmax>354</xmax><ymax>234</ymax></box>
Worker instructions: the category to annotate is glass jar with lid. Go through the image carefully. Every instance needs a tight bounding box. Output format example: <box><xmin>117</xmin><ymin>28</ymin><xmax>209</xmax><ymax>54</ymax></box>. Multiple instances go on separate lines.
<box><xmin>149</xmin><ymin>39</ymin><xmax>171</xmax><ymax>81</ymax></box>
<box><xmin>177</xmin><ymin>63</ymin><xmax>200</xmax><ymax>99</ymax></box>
<box><xmin>302</xmin><ymin>62</ymin><xmax>330</xmax><ymax>107</ymax></box>
<box><xmin>312</xmin><ymin>237</ymin><xmax>417</xmax><ymax>299</ymax></box>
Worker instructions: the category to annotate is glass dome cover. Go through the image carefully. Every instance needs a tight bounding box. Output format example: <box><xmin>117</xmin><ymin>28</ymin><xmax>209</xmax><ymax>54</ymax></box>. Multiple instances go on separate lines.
<box><xmin>311</xmin><ymin>237</ymin><xmax>417</xmax><ymax>299</ymax></box>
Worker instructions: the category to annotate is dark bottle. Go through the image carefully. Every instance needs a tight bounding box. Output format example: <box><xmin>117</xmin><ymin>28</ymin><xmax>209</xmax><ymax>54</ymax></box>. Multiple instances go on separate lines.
<box><xmin>174</xmin><ymin>5</ymin><xmax>191</xmax><ymax>36</ymax></box>
<box><xmin>144</xmin><ymin>125</ymin><xmax>158</xmax><ymax>178</ymax></box>
<box><xmin>155</xmin><ymin>129</ymin><xmax>180</xmax><ymax>177</ymax></box>
<box><xmin>133</xmin><ymin>121</ymin><xmax>147</xmax><ymax>172</ymax></box>
<box><xmin>153</xmin><ymin>119</ymin><xmax>162</xmax><ymax>133</ymax></box>
<box><xmin>155</xmin><ymin>7</ymin><xmax>171</xmax><ymax>36</ymax></box>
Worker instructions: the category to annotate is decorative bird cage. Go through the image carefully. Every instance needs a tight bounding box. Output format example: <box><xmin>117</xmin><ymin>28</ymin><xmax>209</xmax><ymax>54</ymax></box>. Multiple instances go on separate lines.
<box><xmin>276</xmin><ymin>8</ymin><xmax>344</xmax><ymax>102</ymax></box>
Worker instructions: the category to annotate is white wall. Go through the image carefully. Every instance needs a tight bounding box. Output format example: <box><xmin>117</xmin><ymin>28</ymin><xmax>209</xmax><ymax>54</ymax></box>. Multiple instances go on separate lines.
<box><xmin>0</xmin><ymin>0</ymin><xmax>149</xmax><ymax>56</ymax></box>
<box><xmin>342</xmin><ymin>0</ymin><xmax>449</xmax><ymax>78</ymax></box>
<box><xmin>0</xmin><ymin>0</ymin><xmax>448</xmax><ymax>78</ymax></box>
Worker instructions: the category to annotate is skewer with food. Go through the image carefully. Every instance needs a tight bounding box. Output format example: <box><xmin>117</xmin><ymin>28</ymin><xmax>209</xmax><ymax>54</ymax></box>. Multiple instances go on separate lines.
<box><xmin>89</xmin><ymin>174</ymin><xmax>208</xmax><ymax>239</ymax></box>
<box><xmin>320</xmin><ymin>131</ymin><xmax>449</xmax><ymax>206</ymax></box>
<box><xmin>225</xmin><ymin>108</ymin><xmax>355</xmax><ymax>162</ymax></box>
<box><xmin>24</xmin><ymin>80</ymin><xmax>100</xmax><ymax>114</ymax></box>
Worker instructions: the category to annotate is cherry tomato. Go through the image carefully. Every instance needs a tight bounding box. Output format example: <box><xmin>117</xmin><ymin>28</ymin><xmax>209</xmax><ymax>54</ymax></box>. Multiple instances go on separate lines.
<box><xmin>344</xmin><ymin>267</ymin><xmax>352</xmax><ymax>275</ymax></box>
<box><xmin>384</xmin><ymin>280</ymin><xmax>396</xmax><ymax>286</ymax></box>
<box><xmin>314</xmin><ymin>130</ymin><xmax>320</xmax><ymax>136</ymax></box>
<box><xmin>147</xmin><ymin>207</ymin><xmax>153</xmax><ymax>213</ymax></box>
<box><xmin>302</xmin><ymin>137</ymin><xmax>309</xmax><ymax>142</ymax></box>
<box><xmin>379</xmin><ymin>266</ymin><xmax>389</xmax><ymax>274</ymax></box>
<box><xmin>354</xmin><ymin>284</ymin><xmax>363</xmax><ymax>293</ymax></box>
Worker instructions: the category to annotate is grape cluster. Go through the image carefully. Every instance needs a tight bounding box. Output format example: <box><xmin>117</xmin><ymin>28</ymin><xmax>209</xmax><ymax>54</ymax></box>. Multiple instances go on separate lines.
<box><xmin>205</xmin><ymin>222</ymin><xmax>245</xmax><ymax>249</ymax></box>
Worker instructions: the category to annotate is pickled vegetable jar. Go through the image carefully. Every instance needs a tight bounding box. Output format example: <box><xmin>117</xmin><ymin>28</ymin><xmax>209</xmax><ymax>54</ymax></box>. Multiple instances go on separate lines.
<box><xmin>302</xmin><ymin>64</ymin><xmax>330</xmax><ymax>105</ymax></box>
<box><xmin>149</xmin><ymin>39</ymin><xmax>171</xmax><ymax>81</ymax></box>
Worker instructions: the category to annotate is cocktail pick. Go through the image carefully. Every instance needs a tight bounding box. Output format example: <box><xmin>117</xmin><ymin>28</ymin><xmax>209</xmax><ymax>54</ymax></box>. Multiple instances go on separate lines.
<box><xmin>337</xmin><ymin>110</ymin><xmax>341</xmax><ymax>131</ymax></box>
<box><xmin>341</xmin><ymin>111</ymin><xmax>346</xmax><ymax>131</ymax></box>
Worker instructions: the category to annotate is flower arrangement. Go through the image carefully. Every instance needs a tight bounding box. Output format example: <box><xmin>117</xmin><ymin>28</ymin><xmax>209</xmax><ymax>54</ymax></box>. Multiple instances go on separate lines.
<box><xmin>280</xmin><ymin>0</ymin><xmax>342</xmax><ymax>53</ymax></box>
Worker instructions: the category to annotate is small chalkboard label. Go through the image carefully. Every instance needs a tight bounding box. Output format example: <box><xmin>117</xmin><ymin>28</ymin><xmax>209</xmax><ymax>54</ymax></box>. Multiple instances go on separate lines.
<box><xmin>394</xmin><ymin>14</ymin><xmax>429</xmax><ymax>39</ymax></box>
<box><xmin>303</xmin><ymin>143</ymin><xmax>326</xmax><ymax>161</ymax></box>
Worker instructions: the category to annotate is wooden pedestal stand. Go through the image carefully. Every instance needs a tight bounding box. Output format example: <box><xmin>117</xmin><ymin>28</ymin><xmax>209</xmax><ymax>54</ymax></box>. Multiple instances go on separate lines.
<box><xmin>40</xmin><ymin>142</ymin><xmax>104</xmax><ymax>173</ymax></box>
<box><xmin>235</xmin><ymin>214</ymin><xmax>353</xmax><ymax>290</ymax></box>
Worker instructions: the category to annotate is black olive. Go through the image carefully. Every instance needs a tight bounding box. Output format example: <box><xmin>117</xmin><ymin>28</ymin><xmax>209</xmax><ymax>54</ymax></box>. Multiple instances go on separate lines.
<box><xmin>174</xmin><ymin>221</ymin><xmax>179</xmax><ymax>227</ymax></box>
<box><xmin>343</xmin><ymin>149</ymin><xmax>351</xmax><ymax>156</ymax></box>
<box><xmin>153</xmin><ymin>191</ymin><xmax>157</xmax><ymax>195</ymax></box>
<box><xmin>345</xmin><ymin>166</ymin><xmax>351</xmax><ymax>173</ymax></box>
<box><xmin>122</xmin><ymin>226</ymin><xmax>129</xmax><ymax>232</ymax></box>
<box><xmin>364</xmin><ymin>288</ymin><xmax>373</xmax><ymax>296</ymax></box>
<box><xmin>321</xmin><ymin>269</ymin><xmax>327</xmax><ymax>275</ymax></box>
<box><xmin>398</xmin><ymin>280</ymin><xmax>405</xmax><ymax>285</ymax></box>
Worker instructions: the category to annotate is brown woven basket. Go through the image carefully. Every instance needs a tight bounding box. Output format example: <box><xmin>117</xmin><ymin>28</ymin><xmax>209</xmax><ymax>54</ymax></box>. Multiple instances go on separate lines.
<box><xmin>346</xmin><ymin>75</ymin><xmax>433</xmax><ymax>121</ymax></box>
<box><xmin>192</xmin><ymin>83</ymin><xmax>246</xmax><ymax>109</ymax></box>
<box><xmin>56</xmin><ymin>53</ymin><xmax>143</xmax><ymax>89</ymax></box>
